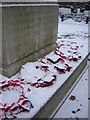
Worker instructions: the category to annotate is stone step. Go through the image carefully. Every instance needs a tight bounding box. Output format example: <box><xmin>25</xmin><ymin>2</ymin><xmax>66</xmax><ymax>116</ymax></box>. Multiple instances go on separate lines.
<box><xmin>32</xmin><ymin>53</ymin><xmax>89</xmax><ymax>119</ymax></box>
<box><xmin>51</xmin><ymin>61</ymin><xmax>89</xmax><ymax>119</ymax></box>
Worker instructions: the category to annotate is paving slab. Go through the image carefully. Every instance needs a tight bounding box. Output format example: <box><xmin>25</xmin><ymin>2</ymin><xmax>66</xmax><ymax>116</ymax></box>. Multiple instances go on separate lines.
<box><xmin>52</xmin><ymin>65</ymin><xmax>88</xmax><ymax>118</ymax></box>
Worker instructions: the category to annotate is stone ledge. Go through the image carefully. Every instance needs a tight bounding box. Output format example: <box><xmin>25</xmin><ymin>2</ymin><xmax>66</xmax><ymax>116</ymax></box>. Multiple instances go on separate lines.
<box><xmin>32</xmin><ymin>54</ymin><xmax>89</xmax><ymax>118</ymax></box>
<box><xmin>0</xmin><ymin>0</ymin><xmax>58</xmax><ymax>4</ymax></box>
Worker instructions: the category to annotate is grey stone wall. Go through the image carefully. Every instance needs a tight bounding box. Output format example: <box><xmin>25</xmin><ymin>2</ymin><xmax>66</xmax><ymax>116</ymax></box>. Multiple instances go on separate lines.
<box><xmin>1</xmin><ymin>3</ymin><xmax>59</xmax><ymax>77</ymax></box>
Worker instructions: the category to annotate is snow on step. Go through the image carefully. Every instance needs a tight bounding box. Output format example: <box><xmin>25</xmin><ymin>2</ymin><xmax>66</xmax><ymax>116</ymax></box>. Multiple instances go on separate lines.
<box><xmin>0</xmin><ymin>78</ymin><xmax>33</xmax><ymax>118</ymax></box>
<box><xmin>20</xmin><ymin>62</ymin><xmax>45</xmax><ymax>83</ymax></box>
<box><xmin>0</xmin><ymin>17</ymin><xmax>88</xmax><ymax>119</ymax></box>
<box><xmin>41</xmin><ymin>73</ymin><xmax>56</xmax><ymax>82</ymax></box>
<box><xmin>46</xmin><ymin>52</ymin><xmax>60</xmax><ymax>63</ymax></box>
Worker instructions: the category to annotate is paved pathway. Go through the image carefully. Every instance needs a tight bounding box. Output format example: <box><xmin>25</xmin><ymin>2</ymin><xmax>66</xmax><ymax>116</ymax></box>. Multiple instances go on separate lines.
<box><xmin>51</xmin><ymin>60</ymin><xmax>89</xmax><ymax>119</ymax></box>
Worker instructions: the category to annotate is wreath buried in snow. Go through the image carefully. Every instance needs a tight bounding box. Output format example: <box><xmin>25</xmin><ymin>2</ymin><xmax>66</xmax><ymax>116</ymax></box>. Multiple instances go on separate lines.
<box><xmin>0</xmin><ymin>40</ymin><xmax>82</xmax><ymax>119</ymax></box>
<box><xmin>20</xmin><ymin>63</ymin><xmax>57</xmax><ymax>88</ymax></box>
<box><xmin>0</xmin><ymin>79</ymin><xmax>33</xmax><ymax>118</ymax></box>
<box><xmin>30</xmin><ymin>74</ymin><xmax>57</xmax><ymax>88</ymax></box>
<box><xmin>20</xmin><ymin>40</ymin><xmax>82</xmax><ymax>88</ymax></box>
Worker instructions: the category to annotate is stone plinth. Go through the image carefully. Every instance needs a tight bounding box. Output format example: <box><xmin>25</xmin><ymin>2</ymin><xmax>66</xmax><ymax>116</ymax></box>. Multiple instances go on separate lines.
<box><xmin>0</xmin><ymin>3</ymin><xmax>59</xmax><ymax>77</ymax></box>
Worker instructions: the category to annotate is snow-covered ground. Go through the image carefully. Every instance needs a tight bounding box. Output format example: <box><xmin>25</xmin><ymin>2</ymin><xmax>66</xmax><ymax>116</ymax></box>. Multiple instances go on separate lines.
<box><xmin>59</xmin><ymin>7</ymin><xmax>89</xmax><ymax>16</ymax></box>
<box><xmin>51</xmin><ymin>18</ymin><xmax>89</xmax><ymax>119</ymax></box>
<box><xmin>0</xmin><ymin>16</ymin><xmax>88</xmax><ymax>119</ymax></box>
<box><xmin>53</xmin><ymin>66</ymin><xmax>88</xmax><ymax>118</ymax></box>
<box><xmin>59</xmin><ymin>8</ymin><xmax>71</xmax><ymax>14</ymax></box>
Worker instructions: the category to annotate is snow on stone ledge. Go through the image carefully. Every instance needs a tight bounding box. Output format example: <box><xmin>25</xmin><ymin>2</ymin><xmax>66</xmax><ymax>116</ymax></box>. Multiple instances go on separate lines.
<box><xmin>0</xmin><ymin>19</ymin><xmax>88</xmax><ymax>118</ymax></box>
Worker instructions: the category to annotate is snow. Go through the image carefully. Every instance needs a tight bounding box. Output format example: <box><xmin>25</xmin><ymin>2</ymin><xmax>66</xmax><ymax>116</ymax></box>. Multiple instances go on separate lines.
<box><xmin>20</xmin><ymin>62</ymin><xmax>45</xmax><ymax>83</ymax></box>
<box><xmin>59</xmin><ymin>8</ymin><xmax>71</xmax><ymax>14</ymax></box>
<box><xmin>53</xmin><ymin>67</ymin><xmax>88</xmax><ymax>118</ymax></box>
<box><xmin>46</xmin><ymin>52</ymin><xmax>60</xmax><ymax>63</ymax></box>
<box><xmin>2</xmin><ymin>90</ymin><xmax>20</xmax><ymax>105</ymax></box>
<box><xmin>13</xmin><ymin>19</ymin><xmax>88</xmax><ymax>118</ymax></box>
<box><xmin>41</xmin><ymin>74</ymin><xmax>55</xmax><ymax>82</ymax></box>
<box><xmin>55</xmin><ymin>64</ymin><xmax>66</xmax><ymax>69</ymax></box>
<box><xmin>0</xmin><ymin>4</ymin><xmax>58</xmax><ymax>7</ymax></box>
<box><xmin>0</xmin><ymin>17</ymin><xmax>88</xmax><ymax>119</ymax></box>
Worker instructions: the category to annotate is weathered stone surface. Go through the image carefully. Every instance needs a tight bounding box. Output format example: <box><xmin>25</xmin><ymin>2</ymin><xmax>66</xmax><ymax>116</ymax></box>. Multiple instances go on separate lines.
<box><xmin>1</xmin><ymin>0</ymin><xmax>57</xmax><ymax>3</ymax></box>
<box><xmin>1</xmin><ymin>3</ymin><xmax>59</xmax><ymax>77</ymax></box>
<box><xmin>0</xmin><ymin>7</ymin><xmax>2</xmax><ymax>75</ymax></box>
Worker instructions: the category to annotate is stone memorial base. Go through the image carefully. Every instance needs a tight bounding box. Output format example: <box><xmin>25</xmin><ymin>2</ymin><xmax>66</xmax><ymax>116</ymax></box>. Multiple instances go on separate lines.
<box><xmin>0</xmin><ymin>3</ymin><xmax>59</xmax><ymax>77</ymax></box>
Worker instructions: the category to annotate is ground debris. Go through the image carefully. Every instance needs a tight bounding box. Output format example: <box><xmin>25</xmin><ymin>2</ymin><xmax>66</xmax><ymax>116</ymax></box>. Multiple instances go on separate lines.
<box><xmin>72</xmin><ymin>111</ymin><xmax>76</xmax><ymax>114</ymax></box>
<box><xmin>77</xmin><ymin>109</ymin><xmax>80</xmax><ymax>112</ymax></box>
<box><xmin>69</xmin><ymin>95</ymin><xmax>76</xmax><ymax>101</ymax></box>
